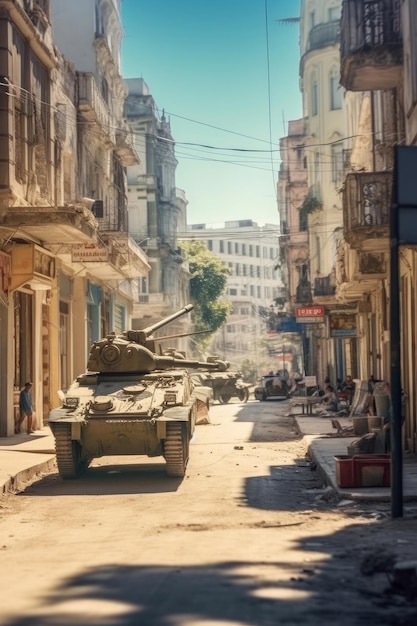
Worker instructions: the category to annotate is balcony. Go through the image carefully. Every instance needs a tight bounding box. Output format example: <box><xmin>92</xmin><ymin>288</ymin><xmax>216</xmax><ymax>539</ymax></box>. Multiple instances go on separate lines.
<box><xmin>343</xmin><ymin>171</ymin><xmax>391</xmax><ymax>249</ymax></box>
<box><xmin>314</xmin><ymin>275</ymin><xmax>336</xmax><ymax>298</ymax></box>
<box><xmin>77</xmin><ymin>73</ymin><xmax>115</xmax><ymax>146</ymax></box>
<box><xmin>340</xmin><ymin>0</ymin><xmax>402</xmax><ymax>91</ymax></box>
<box><xmin>308</xmin><ymin>20</ymin><xmax>340</xmax><ymax>52</ymax></box>
<box><xmin>115</xmin><ymin>122</ymin><xmax>139</xmax><ymax>166</ymax></box>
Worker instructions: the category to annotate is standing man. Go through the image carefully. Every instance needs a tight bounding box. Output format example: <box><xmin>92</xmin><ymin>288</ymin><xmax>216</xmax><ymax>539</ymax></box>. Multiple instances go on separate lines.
<box><xmin>16</xmin><ymin>382</ymin><xmax>34</xmax><ymax>434</ymax></box>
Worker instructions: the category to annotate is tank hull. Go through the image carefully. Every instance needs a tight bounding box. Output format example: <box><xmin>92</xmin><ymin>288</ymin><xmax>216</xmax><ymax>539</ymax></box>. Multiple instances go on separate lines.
<box><xmin>191</xmin><ymin>372</ymin><xmax>250</xmax><ymax>404</ymax></box>
<box><xmin>49</xmin><ymin>370</ymin><xmax>211</xmax><ymax>478</ymax></box>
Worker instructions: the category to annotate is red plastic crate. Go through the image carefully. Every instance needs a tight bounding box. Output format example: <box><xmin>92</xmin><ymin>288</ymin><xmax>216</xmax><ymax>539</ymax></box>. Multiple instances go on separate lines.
<box><xmin>353</xmin><ymin>454</ymin><xmax>391</xmax><ymax>487</ymax></box>
<box><xmin>334</xmin><ymin>454</ymin><xmax>391</xmax><ymax>488</ymax></box>
<box><xmin>334</xmin><ymin>455</ymin><xmax>355</xmax><ymax>487</ymax></box>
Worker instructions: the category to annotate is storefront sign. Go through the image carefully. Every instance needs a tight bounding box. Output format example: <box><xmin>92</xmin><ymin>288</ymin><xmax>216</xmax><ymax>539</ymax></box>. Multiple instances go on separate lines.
<box><xmin>296</xmin><ymin>305</ymin><xmax>325</xmax><ymax>324</ymax></box>
<box><xmin>329</xmin><ymin>312</ymin><xmax>357</xmax><ymax>337</ymax></box>
<box><xmin>72</xmin><ymin>244</ymin><xmax>108</xmax><ymax>262</ymax></box>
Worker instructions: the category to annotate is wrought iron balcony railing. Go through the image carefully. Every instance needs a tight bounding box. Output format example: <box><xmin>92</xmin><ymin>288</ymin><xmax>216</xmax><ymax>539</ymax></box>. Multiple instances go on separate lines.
<box><xmin>340</xmin><ymin>0</ymin><xmax>402</xmax><ymax>91</ymax></box>
<box><xmin>314</xmin><ymin>275</ymin><xmax>336</xmax><ymax>298</ymax></box>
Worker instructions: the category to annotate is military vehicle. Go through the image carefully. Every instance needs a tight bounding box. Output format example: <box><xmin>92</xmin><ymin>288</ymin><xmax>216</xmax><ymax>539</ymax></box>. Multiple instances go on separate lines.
<box><xmin>254</xmin><ymin>371</ymin><xmax>290</xmax><ymax>401</ymax></box>
<box><xmin>191</xmin><ymin>367</ymin><xmax>250</xmax><ymax>404</ymax></box>
<box><xmin>49</xmin><ymin>305</ymin><xmax>228</xmax><ymax>479</ymax></box>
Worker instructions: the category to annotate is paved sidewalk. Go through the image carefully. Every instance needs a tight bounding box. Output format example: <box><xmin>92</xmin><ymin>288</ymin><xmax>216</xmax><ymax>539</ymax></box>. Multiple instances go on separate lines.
<box><xmin>0</xmin><ymin>428</ymin><xmax>56</xmax><ymax>494</ymax></box>
<box><xmin>1</xmin><ymin>416</ymin><xmax>417</xmax><ymax>503</ymax></box>
<box><xmin>297</xmin><ymin>415</ymin><xmax>417</xmax><ymax>502</ymax></box>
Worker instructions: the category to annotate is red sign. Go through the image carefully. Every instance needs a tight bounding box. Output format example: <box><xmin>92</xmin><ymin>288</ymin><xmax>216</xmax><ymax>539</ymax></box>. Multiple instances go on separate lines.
<box><xmin>295</xmin><ymin>306</ymin><xmax>325</xmax><ymax>317</ymax></box>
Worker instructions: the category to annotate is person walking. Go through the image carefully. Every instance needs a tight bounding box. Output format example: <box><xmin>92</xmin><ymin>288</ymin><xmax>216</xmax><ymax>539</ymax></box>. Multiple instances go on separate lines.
<box><xmin>16</xmin><ymin>382</ymin><xmax>34</xmax><ymax>434</ymax></box>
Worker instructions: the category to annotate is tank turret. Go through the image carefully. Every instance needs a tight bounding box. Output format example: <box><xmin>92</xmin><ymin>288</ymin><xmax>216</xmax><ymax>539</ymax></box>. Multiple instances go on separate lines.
<box><xmin>87</xmin><ymin>337</ymin><xmax>229</xmax><ymax>374</ymax></box>
<box><xmin>86</xmin><ymin>304</ymin><xmax>228</xmax><ymax>374</ymax></box>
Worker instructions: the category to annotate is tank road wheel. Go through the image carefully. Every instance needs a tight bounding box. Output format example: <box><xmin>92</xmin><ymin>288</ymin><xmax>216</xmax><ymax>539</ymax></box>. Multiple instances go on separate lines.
<box><xmin>218</xmin><ymin>394</ymin><xmax>232</xmax><ymax>404</ymax></box>
<box><xmin>238</xmin><ymin>387</ymin><xmax>249</xmax><ymax>403</ymax></box>
<box><xmin>54</xmin><ymin>424</ymin><xmax>90</xmax><ymax>479</ymax></box>
<box><xmin>164</xmin><ymin>422</ymin><xmax>189</xmax><ymax>478</ymax></box>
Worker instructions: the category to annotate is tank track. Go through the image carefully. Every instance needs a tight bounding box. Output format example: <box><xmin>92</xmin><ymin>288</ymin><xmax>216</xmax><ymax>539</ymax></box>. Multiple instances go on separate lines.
<box><xmin>54</xmin><ymin>423</ymin><xmax>90</xmax><ymax>479</ymax></box>
<box><xmin>164</xmin><ymin>422</ymin><xmax>189</xmax><ymax>477</ymax></box>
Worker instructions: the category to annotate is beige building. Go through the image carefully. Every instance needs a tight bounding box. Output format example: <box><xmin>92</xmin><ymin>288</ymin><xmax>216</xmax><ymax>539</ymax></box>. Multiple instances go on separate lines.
<box><xmin>297</xmin><ymin>0</ymin><xmax>348</xmax><ymax>383</ymax></box>
<box><xmin>338</xmin><ymin>0</ymin><xmax>417</xmax><ymax>451</ymax></box>
<box><xmin>124</xmin><ymin>79</ymin><xmax>191</xmax><ymax>348</ymax></box>
<box><xmin>187</xmin><ymin>221</ymin><xmax>282</xmax><ymax>374</ymax></box>
<box><xmin>0</xmin><ymin>0</ymin><xmax>149</xmax><ymax>436</ymax></box>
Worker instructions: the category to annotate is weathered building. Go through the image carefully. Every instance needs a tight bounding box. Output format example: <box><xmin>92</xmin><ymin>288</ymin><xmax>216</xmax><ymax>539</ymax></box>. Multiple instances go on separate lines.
<box><xmin>339</xmin><ymin>0</ymin><xmax>417</xmax><ymax>451</ymax></box>
<box><xmin>0</xmin><ymin>0</ymin><xmax>150</xmax><ymax>437</ymax></box>
<box><xmin>277</xmin><ymin>119</ymin><xmax>311</xmax><ymax>370</ymax></box>
<box><xmin>124</xmin><ymin>78</ymin><xmax>191</xmax><ymax>346</ymax></box>
<box><xmin>298</xmin><ymin>0</ymin><xmax>348</xmax><ymax>384</ymax></box>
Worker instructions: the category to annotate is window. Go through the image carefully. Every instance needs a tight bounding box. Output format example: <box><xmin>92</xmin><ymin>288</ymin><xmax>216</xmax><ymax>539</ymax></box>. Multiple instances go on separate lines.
<box><xmin>256</xmin><ymin>245</ymin><xmax>260</xmax><ymax>258</ymax></box>
<box><xmin>328</xmin><ymin>7</ymin><xmax>339</xmax><ymax>21</ymax></box>
<box><xmin>331</xmin><ymin>142</ymin><xmax>344</xmax><ymax>183</ymax></box>
<box><xmin>249</xmin><ymin>245</ymin><xmax>253</xmax><ymax>256</ymax></box>
<box><xmin>227</xmin><ymin>241</ymin><xmax>232</xmax><ymax>254</ymax></box>
<box><xmin>330</xmin><ymin>70</ymin><xmax>342</xmax><ymax>110</ymax></box>
<box><xmin>309</xmin><ymin>11</ymin><xmax>315</xmax><ymax>28</ymax></box>
<box><xmin>207</xmin><ymin>240</ymin><xmax>213</xmax><ymax>251</ymax></box>
<box><xmin>235</xmin><ymin>242</ymin><xmax>239</xmax><ymax>254</ymax></box>
<box><xmin>311</xmin><ymin>76</ymin><xmax>318</xmax><ymax>116</ymax></box>
<box><xmin>219</xmin><ymin>240</ymin><xmax>224</xmax><ymax>253</ymax></box>
<box><xmin>242</xmin><ymin>243</ymin><xmax>246</xmax><ymax>255</ymax></box>
<box><xmin>229</xmin><ymin>288</ymin><xmax>237</xmax><ymax>296</ymax></box>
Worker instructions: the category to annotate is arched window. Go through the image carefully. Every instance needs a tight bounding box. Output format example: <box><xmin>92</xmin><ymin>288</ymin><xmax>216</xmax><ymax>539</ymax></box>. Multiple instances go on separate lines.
<box><xmin>330</xmin><ymin>67</ymin><xmax>342</xmax><ymax>110</ymax></box>
<box><xmin>311</xmin><ymin>74</ymin><xmax>318</xmax><ymax>116</ymax></box>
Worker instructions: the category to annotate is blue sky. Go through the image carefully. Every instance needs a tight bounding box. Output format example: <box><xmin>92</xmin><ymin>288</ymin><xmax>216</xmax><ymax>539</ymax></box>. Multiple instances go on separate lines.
<box><xmin>121</xmin><ymin>0</ymin><xmax>302</xmax><ymax>227</ymax></box>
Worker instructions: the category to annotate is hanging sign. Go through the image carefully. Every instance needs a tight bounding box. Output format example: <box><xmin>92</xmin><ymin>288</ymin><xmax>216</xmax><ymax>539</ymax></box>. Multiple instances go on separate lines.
<box><xmin>72</xmin><ymin>244</ymin><xmax>108</xmax><ymax>262</ymax></box>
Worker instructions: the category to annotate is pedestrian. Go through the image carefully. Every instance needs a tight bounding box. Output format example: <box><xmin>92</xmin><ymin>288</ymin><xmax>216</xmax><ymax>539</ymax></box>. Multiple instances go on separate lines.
<box><xmin>341</xmin><ymin>375</ymin><xmax>355</xmax><ymax>405</ymax></box>
<box><xmin>16</xmin><ymin>382</ymin><xmax>34</xmax><ymax>434</ymax></box>
<box><xmin>317</xmin><ymin>385</ymin><xmax>339</xmax><ymax>414</ymax></box>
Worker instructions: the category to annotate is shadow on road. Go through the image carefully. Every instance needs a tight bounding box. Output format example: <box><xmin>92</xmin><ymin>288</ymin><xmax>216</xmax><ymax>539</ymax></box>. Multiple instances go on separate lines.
<box><xmin>17</xmin><ymin>461</ymin><xmax>182</xmax><ymax>497</ymax></box>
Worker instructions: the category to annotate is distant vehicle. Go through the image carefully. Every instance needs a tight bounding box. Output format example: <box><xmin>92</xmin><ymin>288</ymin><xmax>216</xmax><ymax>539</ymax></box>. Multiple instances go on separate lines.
<box><xmin>253</xmin><ymin>372</ymin><xmax>290</xmax><ymax>401</ymax></box>
<box><xmin>191</xmin><ymin>369</ymin><xmax>250</xmax><ymax>404</ymax></box>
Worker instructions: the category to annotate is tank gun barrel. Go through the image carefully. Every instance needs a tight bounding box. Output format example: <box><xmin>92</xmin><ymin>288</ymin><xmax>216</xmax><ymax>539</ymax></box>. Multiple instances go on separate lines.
<box><xmin>154</xmin><ymin>329</ymin><xmax>211</xmax><ymax>342</ymax></box>
<box><xmin>126</xmin><ymin>304</ymin><xmax>194</xmax><ymax>343</ymax></box>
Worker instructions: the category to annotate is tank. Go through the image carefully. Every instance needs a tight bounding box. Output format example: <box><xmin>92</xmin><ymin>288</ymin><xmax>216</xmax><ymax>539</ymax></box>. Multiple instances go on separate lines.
<box><xmin>191</xmin><ymin>362</ymin><xmax>250</xmax><ymax>404</ymax></box>
<box><xmin>49</xmin><ymin>305</ymin><xmax>228</xmax><ymax>479</ymax></box>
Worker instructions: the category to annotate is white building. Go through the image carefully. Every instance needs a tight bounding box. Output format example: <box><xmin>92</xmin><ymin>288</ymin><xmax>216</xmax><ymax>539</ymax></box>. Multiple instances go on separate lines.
<box><xmin>188</xmin><ymin>220</ymin><xmax>282</xmax><ymax>373</ymax></box>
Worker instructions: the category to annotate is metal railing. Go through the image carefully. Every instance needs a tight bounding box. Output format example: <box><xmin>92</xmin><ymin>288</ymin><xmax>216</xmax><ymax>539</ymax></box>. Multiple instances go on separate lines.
<box><xmin>341</xmin><ymin>0</ymin><xmax>402</xmax><ymax>56</ymax></box>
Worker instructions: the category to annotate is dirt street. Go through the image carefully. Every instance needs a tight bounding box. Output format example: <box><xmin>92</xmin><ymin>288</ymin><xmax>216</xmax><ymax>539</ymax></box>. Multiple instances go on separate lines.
<box><xmin>0</xmin><ymin>399</ymin><xmax>416</xmax><ymax>626</ymax></box>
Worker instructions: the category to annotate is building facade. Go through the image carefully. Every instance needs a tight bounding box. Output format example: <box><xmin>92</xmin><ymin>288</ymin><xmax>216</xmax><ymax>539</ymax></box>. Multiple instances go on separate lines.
<box><xmin>124</xmin><ymin>78</ymin><xmax>191</xmax><ymax>347</ymax></box>
<box><xmin>339</xmin><ymin>0</ymin><xmax>417</xmax><ymax>451</ymax></box>
<box><xmin>188</xmin><ymin>220</ymin><xmax>282</xmax><ymax>373</ymax></box>
<box><xmin>0</xmin><ymin>0</ymin><xmax>150</xmax><ymax>436</ymax></box>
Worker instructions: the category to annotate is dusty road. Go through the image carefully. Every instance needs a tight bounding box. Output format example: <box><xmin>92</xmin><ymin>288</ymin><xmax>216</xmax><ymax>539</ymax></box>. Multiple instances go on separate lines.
<box><xmin>1</xmin><ymin>399</ymin><xmax>416</xmax><ymax>626</ymax></box>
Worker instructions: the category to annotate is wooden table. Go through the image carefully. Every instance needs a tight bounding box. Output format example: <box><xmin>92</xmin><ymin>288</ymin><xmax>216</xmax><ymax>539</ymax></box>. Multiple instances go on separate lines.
<box><xmin>290</xmin><ymin>396</ymin><xmax>321</xmax><ymax>415</ymax></box>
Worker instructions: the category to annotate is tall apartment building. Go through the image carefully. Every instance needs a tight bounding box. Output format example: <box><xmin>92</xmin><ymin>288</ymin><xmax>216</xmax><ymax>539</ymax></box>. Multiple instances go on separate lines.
<box><xmin>298</xmin><ymin>0</ymin><xmax>348</xmax><ymax>383</ymax></box>
<box><xmin>188</xmin><ymin>220</ymin><xmax>282</xmax><ymax>373</ymax></box>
